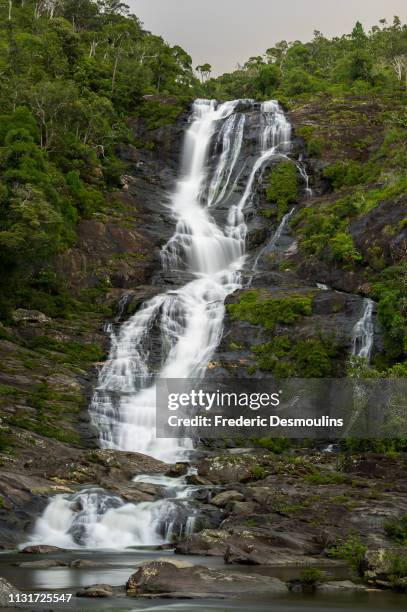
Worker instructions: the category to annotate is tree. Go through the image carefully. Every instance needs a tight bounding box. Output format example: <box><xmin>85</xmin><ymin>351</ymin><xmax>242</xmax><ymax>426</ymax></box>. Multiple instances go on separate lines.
<box><xmin>196</xmin><ymin>63</ymin><xmax>212</xmax><ymax>83</ymax></box>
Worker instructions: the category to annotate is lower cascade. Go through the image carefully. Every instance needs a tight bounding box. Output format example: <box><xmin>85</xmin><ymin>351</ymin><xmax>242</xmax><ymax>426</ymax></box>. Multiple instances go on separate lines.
<box><xmin>28</xmin><ymin>99</ymin><xmax>306</xmax><ymax>550</ymax></box>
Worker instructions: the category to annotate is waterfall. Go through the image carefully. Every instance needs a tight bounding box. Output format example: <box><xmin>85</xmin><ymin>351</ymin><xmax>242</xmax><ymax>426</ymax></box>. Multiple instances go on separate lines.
<box><xmin>89</xmin><ymin>99</ymin><xmax>291</xmax><ymax>464</ymax></box>
<box><xmin>30</xmin><ymin>99</ymin><xmax>294</xmax><ymax>550</ymax></box>
<box><xmin>252</xmin><ymin>207</ymin><xmax>295</xmax><ymax>273</ymax></box>
<box><xmin>26</xmin><ymin>485</ymin><xmax>195</xmax><ymax>550</ymax></box>
<box><xmin>352</xmin><ymin>298</ymin><xmax>375</xmax><ymax>362</ymax></box>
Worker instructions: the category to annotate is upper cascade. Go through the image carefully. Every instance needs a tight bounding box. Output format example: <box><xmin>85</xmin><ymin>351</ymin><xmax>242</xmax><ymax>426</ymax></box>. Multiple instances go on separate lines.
<box><xmin>90</xmin><ymin>99</ymin><xmax>293</xmax><ymax>463</ymax></box>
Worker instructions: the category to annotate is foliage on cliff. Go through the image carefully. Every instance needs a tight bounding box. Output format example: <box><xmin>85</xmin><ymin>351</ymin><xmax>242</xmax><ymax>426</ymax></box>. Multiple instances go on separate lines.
<box><xmin>209</xmin><ymin>18</ymin><xmax>407</xmax><ymax>101</ymax></box>
<box><xmin>0</xmin><ymin>0</ymin><xmax>198</xmax><ymax>320</ymax></box>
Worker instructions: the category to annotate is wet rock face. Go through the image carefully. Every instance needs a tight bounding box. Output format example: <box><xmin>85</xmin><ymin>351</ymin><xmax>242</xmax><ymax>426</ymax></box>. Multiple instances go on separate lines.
<box><xmin>126</xmin><ymin>560</ymin><xmax>288</xmax><ymax>597</ymax></box>
<box><xmin>210</xmin><ymin>285</ymin><xmax>366</xmax><ymax>379</ymax></box>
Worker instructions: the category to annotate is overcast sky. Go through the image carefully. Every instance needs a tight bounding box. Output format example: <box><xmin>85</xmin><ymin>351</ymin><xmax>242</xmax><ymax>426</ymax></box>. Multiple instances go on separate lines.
<box><xmin>129</xmin><ymin>0</ymin><xmax>406</xmax><ymax>75</ymax></box>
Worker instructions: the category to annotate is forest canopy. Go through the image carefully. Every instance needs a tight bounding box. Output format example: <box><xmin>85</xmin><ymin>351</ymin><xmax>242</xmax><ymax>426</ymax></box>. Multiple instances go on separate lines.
<box><xmin>208</xmin><ymin>18</ymin><xmax>407</xmax><ymax>101</ymax></box>
<box><xmin>0</xmin><ymin>0</ymin><xmax>199</xmax><ymax>319</ymax></box>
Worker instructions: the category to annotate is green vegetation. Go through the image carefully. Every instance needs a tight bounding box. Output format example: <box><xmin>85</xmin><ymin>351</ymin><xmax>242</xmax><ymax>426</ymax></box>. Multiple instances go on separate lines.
<box><xmin>9</xmin><ymin>412</ymin><xmax>80</xmax><ymax>444</ymax></box>
<box><xmin>299</xmin><ymin>568</ymin><xmax>325</xmax><ymax>586</ymax></box>
<box><xmin>227</xmin><ymin>291</ymin><xmax>313</xmax><ymax>330</ymax></box>
<box><xmin>250</xmin><ymin>464</ymin><xmax>267</xmax><ymax>480</ymax></box>
<box><xmin>28</xmin><ymin>336</ymin><xmax>105</xmax><ymax>365</ymax></box>
<box><xmin>0</xmin><ymin>0</ymin><xmax>200</xmax><ymax>320</ymax></box>
<box><xmin>209</xmin><ymin>19</ymin><xmax>407</xmax><ymax>102</ymax></box>
<box><xmin>384</xmin><ymin>514</ymin><xmax>407</xmax><ymax>545</ymax></box>
<box><xmin>264</xmin><ymin>161</ymin><xmax>298</xmax><ymax>220</ymax></box>
<box><xmin>328</xmin><ymin>535</ymin><xmax>367</xmax><ymax>575</ymax></box>
<box><xmin>306</xmin><ymin>470</ymin><xmax>346</xmax><ymax>485</ymax></box>
<box><xmin>252</xmin><ymin>335</ymin><xmax>337</xmax><ymax>377</ymax></box>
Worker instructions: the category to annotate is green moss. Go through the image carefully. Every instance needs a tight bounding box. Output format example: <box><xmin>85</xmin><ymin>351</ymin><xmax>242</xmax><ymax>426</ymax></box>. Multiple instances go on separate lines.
<box><xmin>265</xmin><ymin>161</ymin><xmax>299</xmax><ymax>220</ymax></box>
<box><xmin>227</xmin><ymin>291</ymin><xmax>313</xmax><ymax>330</ymax></box>
<box><xmin>8</xmin><ymin>413</ymin><xmax>80</xmax><ymax>444</ymax></box>
<box><xmin>28</xmin><ymin>337</ymin><xmax>105</xmax><ymax>365</ymax></box>
<box><xmin>306</xmin><ymin>470</ymin><xmax>346</xmax><ymax>485</ymax></box>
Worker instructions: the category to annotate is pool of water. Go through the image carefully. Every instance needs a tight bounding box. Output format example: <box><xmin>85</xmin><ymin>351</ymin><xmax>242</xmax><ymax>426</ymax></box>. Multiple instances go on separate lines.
<box><xmin>0</xmin><ymin>549</ymin><xmax>406</xmax><ymax>611</ymax></box>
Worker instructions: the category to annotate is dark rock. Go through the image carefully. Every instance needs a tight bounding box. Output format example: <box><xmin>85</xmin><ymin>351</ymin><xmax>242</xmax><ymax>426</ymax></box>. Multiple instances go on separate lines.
<box><xmin>20</xmin><ymin>545</ymin><xmax>66</xmax><ymax>554</ymax></box>
<box><xmin>165</xmin><ymin>463</ymin><xmax>189</xmax><ymax>478</ymax></box>
<box><xmin>317</xmin><ymin>580</ymin><xmax>367</xmax><ymax>593</ymax></box>
<box><xmin>76</xmin><ymin>584</ymin><xmax>114</xmax><ymax>598</ymax></box>
<box><xmin>210</xmin><ymin>490</ymin><xmax>244</xmax><ymax>507</ymax></box>
<box><xmin>185</xmin><ymin>474</ymin><xmax>212</xmax><ymax>486</ymax></box>
<box><xmin>70</xmin><ymin>559</ymin><xmax>102</xmax><ymax>568</ymax></box>
<box><xmin>126</xmin><ymin>561</ymin><xmax>288</xmax><ymax>597</ymax></box>
<box><xmin>18</xmin><ymin>560</ymin><xmax>66</xmax><ymax>568</ymax></box>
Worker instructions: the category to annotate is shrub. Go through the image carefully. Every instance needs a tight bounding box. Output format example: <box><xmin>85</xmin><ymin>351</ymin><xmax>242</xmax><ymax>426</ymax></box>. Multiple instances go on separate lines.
<box><xmin>299</xmin><ymin>568</ymin><xmax>325</xmax><ymax>586</ymax></box>
<box><xmin>227</xmin><ymin>292</ymin><xmax>313</xmax><ymax>330</ymax></box>
<box><xmin>266</xmin><ymin>161</ymin><xmax>298</xmax><ymax>219</ymax></box>
<box><xmin>329</xmin><ymin>232</ymin><xmax>362</xmax><ymax>264</ymax></box>
<box><xmin>327</xmin><ymin>535</ymin><xmax>367</xmax><ymax>575</ymax></box>
<box><xmin>323</xmin><ymin>160</ymin><xmax>364</xmax><ymax>190</ymax></box>
<box><xmin>252</xmin><ymin>336</ymin><xmax>337</xmax><ymax>377</ymax></box>
<box><xmin>250</xmin><ymin>464</ymin><xmax>267</xmax><ymax>480</ymax></box>
<box><xmin>384</xmin><ymin>515</ymin><xmax>407</xmax><ymax>545</ymax></box>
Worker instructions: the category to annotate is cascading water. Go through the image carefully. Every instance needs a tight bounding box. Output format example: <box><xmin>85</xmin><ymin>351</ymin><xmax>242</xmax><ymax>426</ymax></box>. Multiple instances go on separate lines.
<box><xmin>252</xmin><ymin>207</ymin><xmax>295</xmax><ymax>273</ymax></box>
<box><xmin>30</xmin><ymin>99</ymin><xmax>294</xmax><ymax>550</ymax></box>
<box><xmin>89</xmin><ymin>99</ymin><xmax>291</xmax><ymax>463</ymax></box>
<box><xmin>352</xmin><ymin>298</ymin><xmax>375</xmax><ymax>362</ymax></box>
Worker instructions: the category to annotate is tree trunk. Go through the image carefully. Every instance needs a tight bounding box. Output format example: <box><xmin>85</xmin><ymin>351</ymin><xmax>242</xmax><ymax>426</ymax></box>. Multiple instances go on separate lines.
<box><xmin>112</xmin><ymin>52</ymin><xmax>120</xmax><ymax>91</ymax></box>
<box><xmin>8</xmin><ymin>0</ymin><xmax>13</xmax><ymax>20</ymax></box>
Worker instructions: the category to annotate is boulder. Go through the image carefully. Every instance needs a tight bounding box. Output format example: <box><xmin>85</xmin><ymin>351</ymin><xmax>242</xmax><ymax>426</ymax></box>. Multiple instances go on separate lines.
<box><xmin>317</xmin><ymin>580</ymin><xmax>367</xmax><ymax>593</ymax></box>
<box><xmin>13</xmin><ymin>309</ymin><xmax>51</xmax><ymax>324</ymax></box>
<box><xmin>126</xmin><ymin>561</ymin><xmax>288</xmax><ymax>597</ymax></box>
<box><xmin>18</xmin><ymin>560</ymin><xmax>65</xmax><ymax>569</ymax></box>
<box><xmin>76</xmin><ymin>584</ymin><xmax>114</xmax><ymax>598</ymax></box>
<box><xmin>0</xmin><ymin>577</ymin><xmax>20</xmax><ymax>607</ymax></box>
<box><xmin>165</xmin><ymin>463</ymin><xmax>189</xmax><ymax>478</ymax></box>
<box><xmin>70</xmin><ymin>559</ymin><xmax>102</xmax><ymax>568</ymax></box>
<box><xmin>362</xmin><ymin>548</ymin><xmax>407</xmax><ymax>581</ymax></box>
<box><xmin>185</xmin><ymin>474</ymin><xmax>212</xmax><ymax>486</ymax></box>
<box><xmin>210</xmin><ymin>491</ymin><xmax>244</xmax><ymax>507</ymax></box>
<box><xmin>176</xmin><ymin>529</ymin><xmax>232</xmax><ymax>556</ymax></box>
<box><xmin>20</xmin><ymin>545</ymin><xmax>66</xmax><ymax>554</ymax></box>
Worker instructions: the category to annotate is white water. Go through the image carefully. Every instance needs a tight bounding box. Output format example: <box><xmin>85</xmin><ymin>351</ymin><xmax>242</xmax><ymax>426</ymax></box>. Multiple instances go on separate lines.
<box><xmin>26</xmin><ymin>488</ymin><xmax>188</xmax><ymax>550</ymax></box>
<box><xmin>352</xmin><ymin>298</ymin><xmax>375</xmax><ymax>362</ymax></box>
<box><xmin>252</xmin><ymin>207</ymin><xmax>295</xmax><ymax>273</ymax></box>
<box><xmin>89</xmin><ymin>99</ymin><xmax>291</xmax><ymax>464</ymax></box>
<box><xmin>31</xmin><ymin>99</ymin><xmax>293</xmax><ymax>550</ymax></box>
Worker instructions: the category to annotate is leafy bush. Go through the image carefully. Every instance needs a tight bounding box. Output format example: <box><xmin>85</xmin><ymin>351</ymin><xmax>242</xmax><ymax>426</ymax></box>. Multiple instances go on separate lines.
<box><xmin>252</xmin><ymin>336</ymin><xmax>337</xmax><ymax>377</ymax></box>
<box><xmin>384</xmin><ymin>515</ymin><xmax>407</xmax><ymax>545</ymax></box>
<box><xmin>329</xmin><ymin>232</ymin><xmax>362</xmax><ymax>264</ymax></box>
<box><xmin>228</xmin><ymin>291</ymin><xmax>313</xmax><ymax>330</ymax></box>
<box><xmin>266</xmin><ymin>161</ymin><xmax>298</xmax><ymax>219</ymax></box>
<box><xmin>327</xmin><ymin>535</ymin><xmax>367</xmax><ymax>575</ymax></box>
<box><xmin>323</xmin><ymin>160</ymin><xmax>365</xmax><ymax>190</ymax></box>
<box><xmin>299</xmin><ymin>568</ymin><xmax>325</xmax><ymax>586</ymax></box>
